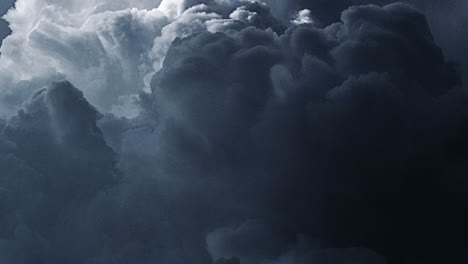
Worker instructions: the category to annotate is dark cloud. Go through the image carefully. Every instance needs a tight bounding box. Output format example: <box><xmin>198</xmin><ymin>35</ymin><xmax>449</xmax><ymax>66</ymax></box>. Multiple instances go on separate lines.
<box><xmin>207</xmin><ymin>222</ymin><xmax>386</xmax><ymax>264</ymax></box>
<box><xmin>264</xmin><ymin>0</ymin><xmax>468</xmax><ymax>83</ymax></box>
<box><xmin>1</xmin><ymin>1</ymin><xmax>468</xmax><ymax>264</ymax></box>
<box><xmin>135</xmin><ymin>2</ymin><xmax>468</xmax><ymax>263</ymax></box>
<box><xmin>0</xmin><ymin>81</ymin><xmax>118</xmax><ymax>263</ymax></box>
<box><xmin>412</xmin><ymin>0</ymin><xmax>468</xmax><ymax>84</ymax></box>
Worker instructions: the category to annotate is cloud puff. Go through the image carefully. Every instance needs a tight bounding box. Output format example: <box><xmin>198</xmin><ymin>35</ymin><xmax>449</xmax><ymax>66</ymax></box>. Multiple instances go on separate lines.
<box><xmin>0</xmin><ymin>81</ymin><xmax>119</xmax><ymax>263</ymax></box>
<box><xmin>291</xmin><ymin>9</ymin><xmax>313</xmax><ymax>25</ymax></box>
<box><xmin>0</xmin><ymin>1</ymin><xmax>468</xmax><ymax>264</ymax></box>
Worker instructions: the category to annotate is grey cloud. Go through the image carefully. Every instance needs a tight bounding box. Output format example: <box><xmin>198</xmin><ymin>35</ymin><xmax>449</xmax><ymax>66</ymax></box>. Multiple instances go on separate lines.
<box><xmin>208</xmin><ymin>223</ymin><xmax>386</xmax><ymax>264</ymax></box>
<box><xmin>0</xmin><ymin>1</ymin><xmax>468</xmax><ymax>264</ymax></box>
<box><xmin>132</xmin><ymin>3</ymin><xmax>467</xmax><ymax>263</ymax></box>
<box><xmin>0</xmin><ymin>81</ymin><xmax>118</xmax><ymax>263</ymax></box>
<box><xmin>264</xmin><ymin>0</ymin><xmax>468</xmax><ymax>84</ymax></box>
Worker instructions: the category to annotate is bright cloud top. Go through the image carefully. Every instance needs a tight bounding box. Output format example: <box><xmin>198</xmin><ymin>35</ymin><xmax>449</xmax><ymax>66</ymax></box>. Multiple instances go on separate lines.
<box><xmin>0</xmin><ymin>0</ymin><xmax>286</xmax><ymax>117</ymax></box>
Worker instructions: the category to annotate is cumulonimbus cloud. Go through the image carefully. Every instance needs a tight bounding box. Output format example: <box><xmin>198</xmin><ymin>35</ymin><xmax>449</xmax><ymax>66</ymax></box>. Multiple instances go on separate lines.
<box><xmin>0</xmin><ymin>1</ymin><xmax>467</xmax><ymax>264</ymax></box>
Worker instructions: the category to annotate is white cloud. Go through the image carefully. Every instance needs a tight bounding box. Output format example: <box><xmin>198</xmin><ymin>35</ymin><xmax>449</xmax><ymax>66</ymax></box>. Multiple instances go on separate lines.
<box><xmin>0</xmin><ymin>0</ymin><xmax>168</xmax><ymax>117</ymax></box>
<box><xmin>0</xmin><ymin>0</ymin><xmax>277</xmax><ymax>118</ymax></box>
<box><xmin>291</xmin><ymin>9</ymin><xmax>313</xmax><ymax>25</ymax></box>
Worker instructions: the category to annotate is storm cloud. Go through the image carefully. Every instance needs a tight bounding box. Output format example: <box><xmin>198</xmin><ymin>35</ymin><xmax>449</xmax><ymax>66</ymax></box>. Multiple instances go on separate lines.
<box><xmin>0</xmin><ymin>0</ymin><xmax>468</xmax><ymax>264</ymax></box>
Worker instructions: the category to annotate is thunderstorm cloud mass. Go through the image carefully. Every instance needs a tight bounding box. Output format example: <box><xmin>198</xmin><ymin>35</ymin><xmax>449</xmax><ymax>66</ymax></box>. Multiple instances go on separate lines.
<box><xmin>0</xmin><ymin>0</ymin><xmax>468</xmax><ymax>263</ymax></box>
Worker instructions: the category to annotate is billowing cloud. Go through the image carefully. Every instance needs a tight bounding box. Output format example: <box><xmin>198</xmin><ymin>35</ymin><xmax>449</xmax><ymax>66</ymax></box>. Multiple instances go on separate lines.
<box><xmin>0</xmin><ymin>81</ymin><xmax>118</xmax><ymax>263</ymax></box>
<box><xmin>0</xmin><ymin>1</ymin><xmax>467</xmax><ymax>264</ymax></box>
<box><xmin>0</xmin><ymin>0</ymin><xmax>280</xmax><ymax>117</ymax></box>
<box><xmin>129</xmin><ymin>4</ymin><xmax>467</xmax><ymax>263</ymax></box>
<box><xmin>263</xmin><ymin>0</ymin><xmax>468</xmax><ymax>84</ymax></box>
<box><xmin>0</xmin><ymin>0</ymin><xmax>167</xmax><ymax>117</ymax></box>
<box><xmin>1</xmin><ymin>0</ymin><xmax>466</xmax><ymax>116</ymax></box>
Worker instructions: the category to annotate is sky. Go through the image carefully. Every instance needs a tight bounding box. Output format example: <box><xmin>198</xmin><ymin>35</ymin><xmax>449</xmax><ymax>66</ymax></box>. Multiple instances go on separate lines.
<box><xmin>0</xmin><ymin>1</ymin><xmax>467</xmax><ymax>264</ymax></box>
<box><xmin>0</xmin><ymin>0</ymin><xmax>15</xmax><ymax>44</ymax></box>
